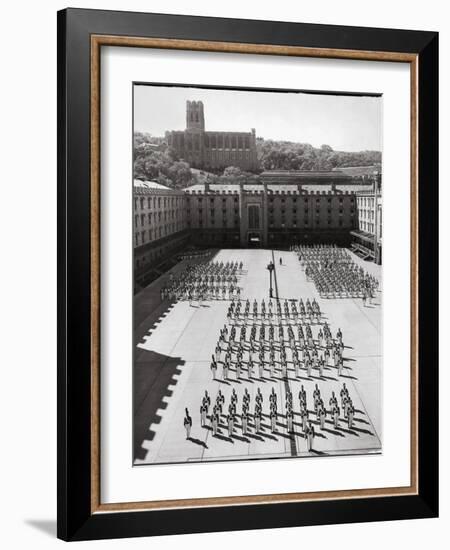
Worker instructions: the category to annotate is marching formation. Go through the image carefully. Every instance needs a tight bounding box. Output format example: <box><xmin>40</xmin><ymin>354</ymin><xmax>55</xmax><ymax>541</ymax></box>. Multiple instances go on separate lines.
<box><xmin>190</xmin><ymin>382</ymin><xmax>357</xmax><ymax>449</ymax></box>
<box><xmin>292</xmin><ymin>244</ymin><xmax>379</xmax><ymax>301</ymax></box>
<box><xmin>160</xmin><ymin>260</ymin><xmax>244</xmax><ymax>302</ymax></box>
<box><xmin>173</xmin><ymin>248</ymin><xmax>380</xmax><ymax>459</ymax></box>
<box><xmin>210</xmin><ymin>297</ymin><xmax>345</xmax><ymax>382</ymax></box>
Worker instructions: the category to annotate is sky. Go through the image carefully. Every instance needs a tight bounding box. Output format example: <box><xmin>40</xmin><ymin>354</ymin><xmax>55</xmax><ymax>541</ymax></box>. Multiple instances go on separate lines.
<box><xmin>134</xmin><ymin>84</ymin><xmax>382</xmax><ymax>152</ymax></box>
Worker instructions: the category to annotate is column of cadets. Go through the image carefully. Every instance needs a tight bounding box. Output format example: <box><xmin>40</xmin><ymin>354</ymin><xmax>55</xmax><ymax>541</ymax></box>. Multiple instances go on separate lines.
<box><xmin>160</xmin><ymin>260</ymin><xmax>244</xmax><ymax>302</ymax></box>
<box><xmin>291</xmin><ymin>244</ymin><xmax>379</xmax><ymax>302</ymax></box>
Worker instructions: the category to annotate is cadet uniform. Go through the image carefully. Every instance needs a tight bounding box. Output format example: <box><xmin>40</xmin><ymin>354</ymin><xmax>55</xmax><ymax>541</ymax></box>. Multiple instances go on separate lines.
<box><xmin>210</xmin><ymin>360</ymin><xmax>217</xmax><ymax>380</ymax></box>
<box><xmin>332</xmin><ymin>405</ymin><xmax>340</xmax><ymax>428</ymax></box>
<box><xmin>184</xmin><ymin>409</ymin><xmax>192</xmax><ymax>439</ymax></box>
<box><xmin>305</xmin><ymin>422</ymin><xmax>315</xmax><ymax>451</ymax></box>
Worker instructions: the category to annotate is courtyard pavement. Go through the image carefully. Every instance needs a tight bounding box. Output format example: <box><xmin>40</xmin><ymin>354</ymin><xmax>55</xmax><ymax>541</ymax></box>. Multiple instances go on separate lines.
<box><xmin>133</xmin><ymin>248</ymin><xmax>382</xmax><ymax>465</ymax></box>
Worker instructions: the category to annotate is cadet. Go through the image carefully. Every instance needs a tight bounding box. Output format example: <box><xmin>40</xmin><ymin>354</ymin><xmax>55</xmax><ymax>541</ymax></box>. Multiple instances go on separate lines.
<box><xmin>222</xmin><ymin>360</ymin><xmax>229</xmax><ymax>380</ymax></box>
<box><xmin>348</xmin><ymin>403</ymin><xmax>355</xmax><ymax>429</ymax></box>
<box><xmin>340</xmin><ymin>383</ymin><xmax>348</xmax><ymax>407</ymax></box>
<box><xmin>300</xmin><ymin>407</ymin><xmax>309</xmax><ymax>432</ymax></box>
<box><xmin>255</xmin><ymin>410</ymin><xmax>262</xmax><ymax>433</ymax></box>
<box><xmin>305</xmin><ymin>421</ymin><xmax>315</xmax><ymax>451</ymax></box>
<box><xmin>215</xmin><ymin>343</ymin><xmax>221</xmax><ymax>362</ymax></box>
<box><xmin>184</xmin><ymin>408</ymin><xmax>192</xmax><ymax>439</ymax></box>
<box><xmin>329</xmin><ymin>391</ymin><xmax>338</xmax><ymax>411</ymax></box>
<box><xmin>332</xmin><ymin>405</ymin><xmax>340</xmax><ymax>429</ymax></box>
<box><xmin>259</xmin><ymin>357</ymin><xmax>264</xmax><ymax>379</ymax></box>
<box><xmin>299</xmin><ymin>385</ymin><xmax>306</xmax><ymax>408</ymax></box>
<box><xmin>200</xmin><ymin>403</ymin><xmax>208</xmax><ymax>427</ymax></box>
<box><xmin>242</xmin><ymin>411</ymin><xmax>249</xmax><ymax>436</ymax></box>
<box><xmin>318</xmin><ymin>406</ymin><xmax>326</xmax><ymax>430</ymax></box>
<box><xmin>270</xmin><ymin>409</ymin><xmax>278</xmax><ymax>433</ymax></box>
<box><xmin>286</xmin><ymin>409</ymin><xmax>294</xmax><ymax>433</ymax></box>
<box><xmin>210</xmin><ymin>358</ymin><xmax>217</xmax><ymax>380</ymax></box>
<box><xmin>227</xmin><ymin>413</ymin><xmax>235</xmax><ymax>438</ymax></box>
<box><xmin>236</xmin><ymin>358</ymin><xmax>242</xmax><ymax>379</ymax></box>
<box><xmin>337</xmin><ymin>356</ymin><xmax>344</xmax><ymax>377</ymax></box>
<box><xmin>211</xmin><ymin>410</ymin><xmax>219</xmax><ymax>436</ymax></box>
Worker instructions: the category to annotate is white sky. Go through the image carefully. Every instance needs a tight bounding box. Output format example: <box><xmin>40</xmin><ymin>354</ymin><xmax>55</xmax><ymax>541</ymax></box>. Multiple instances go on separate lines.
<box><xmin>134</xmin><ymin>84</ymin><xmax>382</xmax><ymax>152</ymax></box>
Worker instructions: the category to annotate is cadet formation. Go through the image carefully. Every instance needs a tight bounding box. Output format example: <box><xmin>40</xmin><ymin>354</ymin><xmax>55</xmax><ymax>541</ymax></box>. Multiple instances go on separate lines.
<box><xmin>179</xmin><ymin>247</ymin><xmax>377</xmax><ymax>455</ymax></box>
<box><xmin>292</xmin><ymin>244</ymin><xmax>379</xmax><ymax>302</ymax></box>
<box><xmin>160</xmin><ymin>260</ymin><xmax>244</xmax><ymax>302</ymax></box>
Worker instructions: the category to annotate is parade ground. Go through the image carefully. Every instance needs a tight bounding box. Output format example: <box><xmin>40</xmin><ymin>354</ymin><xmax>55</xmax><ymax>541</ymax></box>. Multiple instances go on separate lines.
<box><xmin>133</xmin><ymin>248</ymin><xmax>382</xmax><ymax>465</ymax></box>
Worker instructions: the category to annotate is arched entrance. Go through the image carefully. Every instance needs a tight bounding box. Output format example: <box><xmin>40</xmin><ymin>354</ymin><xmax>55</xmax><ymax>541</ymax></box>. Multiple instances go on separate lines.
<box><xmin>248</xmin><ymin>232</ymin><xmax>261</xmax><ymax>248</ymax></box>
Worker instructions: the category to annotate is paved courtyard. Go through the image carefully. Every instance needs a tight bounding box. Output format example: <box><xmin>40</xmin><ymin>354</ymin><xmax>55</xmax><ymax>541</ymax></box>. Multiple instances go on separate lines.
<box><xmin>133</xmin><ymin>248</ymin><xmax>382</xmax><ymax>465</ymax></box>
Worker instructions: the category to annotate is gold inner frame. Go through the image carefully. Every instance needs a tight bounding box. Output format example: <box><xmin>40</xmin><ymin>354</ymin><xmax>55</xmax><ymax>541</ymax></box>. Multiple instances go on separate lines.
<box><xmin>90</xmin><ymin>35</ymin><xmax>419</xmax><ymax>514</ymax></box>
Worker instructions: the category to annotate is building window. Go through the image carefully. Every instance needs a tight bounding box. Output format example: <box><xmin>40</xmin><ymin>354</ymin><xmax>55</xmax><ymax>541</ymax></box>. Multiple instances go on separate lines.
<box><xmin>147</xmin><ymin>198</ymin><xmax>151</xmax><ymax>208</ymax></box>
<box><xmin>140</xmin><ymin>198</ymin><xmax>144</xmax><ymax>209</ymax></box>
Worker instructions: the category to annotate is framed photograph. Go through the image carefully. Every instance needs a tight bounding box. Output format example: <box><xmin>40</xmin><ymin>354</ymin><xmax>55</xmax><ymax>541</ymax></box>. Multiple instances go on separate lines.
<box><xmin>57</xmin><ymin>8</ymin><xmax>438</xmax><ymax>541</ymax></box>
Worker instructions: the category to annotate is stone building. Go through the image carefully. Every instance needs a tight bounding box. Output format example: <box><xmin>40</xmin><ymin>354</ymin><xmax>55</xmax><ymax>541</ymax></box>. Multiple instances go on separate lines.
<box><xmin>133</xmin><ymin>180</ymin><xmax>188</xmax><ymax>289</ymax></box>
<box><xmin>165</xmin><ymin>100</ymin><xmax>259</xmax><ymax>172</ymax></box>
<box><xmin>351</xmin><ymin>172</ymin><xmax>382</xmax><ymax>264</ymax></box>
<box><xmin>133</xmin><ymin>170</ymin><xmax>380</xmax><ymax>292</ymax></box>
<box><xmin>184</xmin><ymin>180</ymin><xmax>364</xmax><ymax>249</ymax></box>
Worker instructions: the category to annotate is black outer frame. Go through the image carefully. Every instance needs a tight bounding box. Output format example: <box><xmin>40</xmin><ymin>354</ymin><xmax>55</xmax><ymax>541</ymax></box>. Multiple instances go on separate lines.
<box><xmin>57</xmin><ymin>8</ymin><xmax>438</xmax><ymax>541</ymax></box>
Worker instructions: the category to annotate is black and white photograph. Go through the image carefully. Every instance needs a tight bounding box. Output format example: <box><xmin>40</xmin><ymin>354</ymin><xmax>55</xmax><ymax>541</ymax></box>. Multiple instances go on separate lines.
<box><xmin>133</xmin><ymin>85</ymin><xmax>383</xmax><ymax>466</ymax></box>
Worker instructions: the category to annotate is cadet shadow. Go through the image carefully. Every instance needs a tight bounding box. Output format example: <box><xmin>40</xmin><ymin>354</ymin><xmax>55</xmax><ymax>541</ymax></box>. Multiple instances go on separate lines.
<box><xmin>259</xmin><ymin>432</ymin><xmax>278</xmax><ymax>441</ymax></box>
<box><xmin>247</xmin><ymin>432</ymin><xmax>264</xmax><ymax>441</ymax></box>
<box><xmin>188</xmin><ymin>437</ymin><xmax>208</xmax><ymax>449</ymax></box>
<box><xmin>340</xmin><ymin>374</ymin><xmax>358</xmax><ymax>380</ymax></box>
<box><xmin>337</xmin><ymin>427</ymin><xmax>360</xmax><ymax>436</ymax></box>
<box><xmin>309</xmin><ymin>449</ymin><xmax>326</xmax><ymax>455</ymax></box>
<box><xmin>354</xmin><ymin>417</ymin><xmax>370</xmax><ymax>425</ymax></box>
<box><xmin>322</xmin><ymin>427</ymin><xmax>345</xmax><ymax>437</ymax></box>
<box><xmin>213</xmin><ymin>433</ymin><xmax>234</xmax><ymax>443</ymax></box>
<box><xmin>216</xmin><ymin>379</ymin><xmax>231</xmax><ymax>385</ymax></box>
<box><xmin>232</xmin><ymin>434</ymin><xmax>250</xmax><ymax>443</ymax></box>
<box><xmin>352</xmin><ymin>426</ymin><xmax>374</xmax><ymax>436</ymax></box>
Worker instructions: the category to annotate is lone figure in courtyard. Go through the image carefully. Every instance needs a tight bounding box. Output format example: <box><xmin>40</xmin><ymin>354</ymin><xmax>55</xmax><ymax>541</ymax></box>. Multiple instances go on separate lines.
<box><xmin>184</xmin><ymin>408</ymin><xmax>192</xmax><ymax>439</ymax></box>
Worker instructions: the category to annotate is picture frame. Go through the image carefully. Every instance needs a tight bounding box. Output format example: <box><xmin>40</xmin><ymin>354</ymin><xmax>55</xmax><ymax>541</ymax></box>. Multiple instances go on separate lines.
<box><xmin>57</xmin><ymin>8</ymin><xmax>438</xmax><ymax>541</ymax></box>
